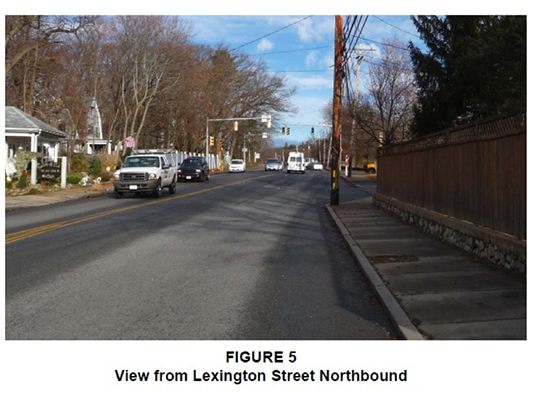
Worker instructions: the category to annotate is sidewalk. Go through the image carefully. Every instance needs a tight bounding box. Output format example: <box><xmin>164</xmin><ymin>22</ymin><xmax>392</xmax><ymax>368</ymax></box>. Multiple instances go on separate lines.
<box><xmin>5</xmin><ymin>183</ymin><xmax>113</xmax><ymax>211</ymax></box>
<box><xmin>328</xmin><ymin>171</ymin><xmax>526</xmax><ymax>340</ymax></box>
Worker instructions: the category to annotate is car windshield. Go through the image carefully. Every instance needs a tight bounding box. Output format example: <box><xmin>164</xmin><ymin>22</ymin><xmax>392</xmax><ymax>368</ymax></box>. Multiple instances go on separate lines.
<box><xmin>124</xmin><ymin>157</ymin><xmax>158</xmax><ymax>167</ymax></box>
<box><xmin>231</xmin><ymin>160</ymin><xmax>243</xmax><ymax>164</ymax></box>
<box><xmin>267</xmin><ymin>159</ymin><xmax>278</xmax><ymax>163</ymax></box>
<box><xmin>182</xmin><ymin>159</ymin><xmax>202</xmax><ymax>167</ymax></box>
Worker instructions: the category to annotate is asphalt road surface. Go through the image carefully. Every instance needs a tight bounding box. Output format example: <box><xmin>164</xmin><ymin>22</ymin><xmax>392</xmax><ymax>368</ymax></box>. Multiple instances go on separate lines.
<box><xmin>6</xmin><ymin>169</ymin><xmax>397</xmax><ymax>340</ymax></box>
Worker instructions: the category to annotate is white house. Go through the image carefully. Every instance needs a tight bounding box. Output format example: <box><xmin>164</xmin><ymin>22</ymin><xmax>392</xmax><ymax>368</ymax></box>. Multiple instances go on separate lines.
<box><xmin>5</xmin><ymin>106</ymin><xmax>67</xmax><ymax>163</ymax></box>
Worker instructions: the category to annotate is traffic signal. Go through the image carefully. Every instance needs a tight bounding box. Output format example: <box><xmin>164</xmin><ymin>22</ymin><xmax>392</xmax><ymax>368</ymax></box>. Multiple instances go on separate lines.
<box><xmin>219</xmin><ymin>141</ymin><xmax>224</xmax><ymax>151</ymax></box>
<box><xmin>311</xmin><ymin>127</ymin><xmax>314</xmax><ymax>134</ymax></box>
<box><xmin>282</xmin><ymin>127</ymin><xmax>285</xmax><ymax>135</ymax></box>
<box><xmin>287</xmin><ymin>127</ymin><xmax>290</xmax><ymax>135</ymax></box>
<box><xmin>210</xmin><ymin>136</ymin><xmax>215</xmax><ymax>146</ymax></box>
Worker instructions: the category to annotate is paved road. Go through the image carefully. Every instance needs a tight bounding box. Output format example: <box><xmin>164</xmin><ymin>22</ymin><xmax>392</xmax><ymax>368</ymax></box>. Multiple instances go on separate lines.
<box><xmin>6</xmin><ymin>169</ymin><xmax>397</xmax><ymax>340</ymax></box>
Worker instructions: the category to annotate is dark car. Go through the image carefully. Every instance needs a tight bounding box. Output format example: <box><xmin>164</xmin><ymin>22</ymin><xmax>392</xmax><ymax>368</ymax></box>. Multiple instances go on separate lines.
<box><xmin>178</xmin><ymin>156</ymin><xmax>209</xmax><ymax>182</ymax></box>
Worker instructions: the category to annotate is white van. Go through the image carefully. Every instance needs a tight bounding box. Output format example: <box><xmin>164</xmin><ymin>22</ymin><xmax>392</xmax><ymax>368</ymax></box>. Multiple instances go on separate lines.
<box><xmin>287</xmin><ymin>152</ymin><xmax>305</xmax><ymax>174</ymax></box>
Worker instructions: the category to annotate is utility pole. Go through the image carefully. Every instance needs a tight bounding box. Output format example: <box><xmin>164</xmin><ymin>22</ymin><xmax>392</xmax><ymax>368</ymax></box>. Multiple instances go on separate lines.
<box><xmin>331</xmin><ymin>15</ymin><xmax>343</xmax><ymax>206</ymax></box>
<box><xmin>349</xmin><ymin>46</ymin><xmax>375</xmax><ymax>177</ymax></box>
<box><xmin>349</xmin><ymin>50</ymin><xmax>362</xmax><ymax>178</ymax></box>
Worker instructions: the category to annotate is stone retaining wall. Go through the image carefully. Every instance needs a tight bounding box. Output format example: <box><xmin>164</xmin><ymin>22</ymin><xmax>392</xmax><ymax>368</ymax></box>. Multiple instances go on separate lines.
<box><xmin>372</xmin><ymin>193</ymin><xmax>526</xmax><ymax>275</ymax></box>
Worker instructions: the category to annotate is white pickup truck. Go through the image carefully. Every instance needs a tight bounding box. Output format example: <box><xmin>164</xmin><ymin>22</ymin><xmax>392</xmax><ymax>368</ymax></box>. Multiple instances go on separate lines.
<box><xmin>113</xmin><ymin>149</ymin><xmax>178</xmax><ymax>199</ymax></box>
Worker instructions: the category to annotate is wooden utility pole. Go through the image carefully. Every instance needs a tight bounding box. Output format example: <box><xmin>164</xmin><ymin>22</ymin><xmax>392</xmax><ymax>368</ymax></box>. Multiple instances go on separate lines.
<box><xmin>330</xmin><ymin>15</ymin><xmax>343</xmax><ymax>206</ymax></box>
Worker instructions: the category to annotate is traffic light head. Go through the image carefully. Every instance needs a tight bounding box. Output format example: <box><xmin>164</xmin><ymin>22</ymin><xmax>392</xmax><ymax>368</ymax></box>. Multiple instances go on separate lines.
<box><xmin>287</xmin><ymin>127</ymin><xmax>290</xmax><ymax>135</ymax></box>
<box><xmin>282</xmin><ymin>127</ymin><xmax>285</xmax><ymax>135</ymax></box>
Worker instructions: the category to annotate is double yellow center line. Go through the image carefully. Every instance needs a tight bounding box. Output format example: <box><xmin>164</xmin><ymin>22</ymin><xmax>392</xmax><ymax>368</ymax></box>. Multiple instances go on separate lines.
<box><xmin>6</xmin><ymin>175</ymin><xmax>269</xmax><ymax>245</ymax></box>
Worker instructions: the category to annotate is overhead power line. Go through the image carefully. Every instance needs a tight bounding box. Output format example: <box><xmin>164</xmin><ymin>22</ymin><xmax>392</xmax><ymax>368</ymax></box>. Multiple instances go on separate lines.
<box><xmin>231</xmin><ymin>16</ymin><xmax>313</xmax><ymax>52</ymax></box>
<box><xmin>248</xmin><ymin>44</ymin><xmax>333</xmax><ymax>56</ymax></box>
<box><xmin>358</xmin><ymin>36</ymin><xmax>409</xmax><ymax>51</ymax></box>
<box><xmin>372</xmin><ymin>16</ymin><xmax>421</xmax><ymax>39</ymax></box>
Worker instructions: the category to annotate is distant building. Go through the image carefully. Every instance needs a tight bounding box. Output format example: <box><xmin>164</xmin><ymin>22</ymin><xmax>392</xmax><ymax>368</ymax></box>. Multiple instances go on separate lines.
<box><xmin>84</xmin><ymin>97</ymin><xmax>111</xmax><ymax>155</ymax></box>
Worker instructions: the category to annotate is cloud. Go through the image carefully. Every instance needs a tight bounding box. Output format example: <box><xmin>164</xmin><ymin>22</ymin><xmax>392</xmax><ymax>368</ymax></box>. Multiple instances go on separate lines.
<box><xmin>256</xmin><ymin>38</ymin><xmax>274</xmax><ymax>52</ymax></box>
<box><xmin>287</xmin><ymin>73</ymin><xmax>333</xmax><ymax>91</ymax></box>
<box><xmin>305</xmin><ymin>51</ymin><xmax>318</xmax><ymax>67</ymax></box>
<box><xmin>296</xmin><ymin>17</ymin><xmax>334</xmax><ymax>43</ymax></box>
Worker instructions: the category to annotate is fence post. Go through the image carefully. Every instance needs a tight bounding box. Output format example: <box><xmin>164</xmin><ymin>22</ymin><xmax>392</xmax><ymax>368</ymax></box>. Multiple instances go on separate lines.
<box><xmin>31</xmin><ymin>158</ymin><xmax>37</xmax><ymax>185</ymax></box>
<box><xmin>61</xmin><ymin>157</ymin><xmax>67</xmax><ymax>189</ymax></box>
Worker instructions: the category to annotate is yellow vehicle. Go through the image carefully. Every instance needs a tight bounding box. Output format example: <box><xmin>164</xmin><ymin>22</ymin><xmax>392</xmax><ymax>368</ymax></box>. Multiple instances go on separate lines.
<box><xmin>366</xmin><ymin>163</ymin><xmax>377</xmax><ymax>174</ymax></box>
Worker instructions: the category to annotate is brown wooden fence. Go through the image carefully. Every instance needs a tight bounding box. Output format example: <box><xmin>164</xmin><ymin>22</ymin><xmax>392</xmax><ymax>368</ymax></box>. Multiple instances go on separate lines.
<box><xmin>376</xmin><ymin>110</ymin><xmax>526</xmax><ymax>240</ymax></box>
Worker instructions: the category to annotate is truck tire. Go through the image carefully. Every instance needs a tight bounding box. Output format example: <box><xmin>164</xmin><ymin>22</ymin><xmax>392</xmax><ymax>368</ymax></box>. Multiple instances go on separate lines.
<box><xmin>114</xmin><ymin>190</ymin><xmax>123</xmax><ymax>199</ymax></box>
<box><xmin>154</xmin><ymin>182</ymin><xmax>162</xmax><ymax>198</ymax></box>
<box><xmin>168</xmin><ymin>181</ymin><xmax>176</xmax><ymax>194</ymax></box>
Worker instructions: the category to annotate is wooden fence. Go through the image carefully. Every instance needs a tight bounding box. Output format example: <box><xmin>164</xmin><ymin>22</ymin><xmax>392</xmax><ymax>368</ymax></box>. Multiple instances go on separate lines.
<box><xmin>376</xmin><ymin>110</ymin><xmax>526</xmax><ymax>240</ymax></box>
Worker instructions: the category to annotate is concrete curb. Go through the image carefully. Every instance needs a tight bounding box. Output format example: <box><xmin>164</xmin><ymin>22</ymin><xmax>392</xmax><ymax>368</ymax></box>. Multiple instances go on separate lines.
<box><xmin>326</xmin><ymin>204</ymin><xmax>425</xmax><ymax>340</ymax></box>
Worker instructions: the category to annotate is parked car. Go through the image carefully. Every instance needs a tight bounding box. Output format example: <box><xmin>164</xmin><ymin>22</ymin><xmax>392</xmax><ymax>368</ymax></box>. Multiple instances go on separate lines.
<box><xmin>229</xmin><ymin>159</ymin><xmax>246</xmax><ymax>173</ymax></box>
<box><xmin>265</xmin><ymin>158</ymin><xmax>282</xmax><ymax>171</ymax></box>
<box><xmin>312</xmin><ymin>161</ymin><xmax>324</xmax><ymax>171</ymax></box>
<box><xmin>178</xmin><ymin>156</ymin><xmax>209</xmax><ymax>182</ymax></box>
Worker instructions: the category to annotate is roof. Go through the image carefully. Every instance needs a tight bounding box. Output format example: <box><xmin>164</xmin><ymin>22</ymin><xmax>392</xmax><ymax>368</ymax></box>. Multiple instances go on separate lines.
<box><xmin>5</xmin><ymin>106</ymin><xmax>67</xmax><ymax>138</ymax></box>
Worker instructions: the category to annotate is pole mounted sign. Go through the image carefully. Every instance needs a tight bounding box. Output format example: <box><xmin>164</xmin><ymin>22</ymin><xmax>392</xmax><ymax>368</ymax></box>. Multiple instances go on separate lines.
<box><xmin>37</xmin><ymin>163</ymin><xmax>61</xmax><ymax>181</ymax></box>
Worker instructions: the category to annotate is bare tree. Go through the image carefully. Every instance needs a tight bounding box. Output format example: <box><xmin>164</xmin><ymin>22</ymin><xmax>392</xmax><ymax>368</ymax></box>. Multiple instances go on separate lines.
<box><xmin>352</xmin><ymin>36</ymin><xmax>415</xmax><ymax>147</ymax></box>
<box><xmin>5</xmin><ymin>15</ymin><xmax>297</xmax><ymax>160</ymax></box>
<box><xmin>5</xmin><ymin>16</ymin><xmax>97</xmax><ymax>113</ymax></box>
<box><xmin>108</xmin><ymin>16</ymin><xmax>191</xmax><ymax>150</ymax></box>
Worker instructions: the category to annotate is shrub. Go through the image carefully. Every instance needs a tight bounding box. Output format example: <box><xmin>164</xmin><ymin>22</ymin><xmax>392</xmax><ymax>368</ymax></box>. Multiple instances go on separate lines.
<box><xmin>100</xmin><ymin>173</ymin><xmax>111</xmax><ymax>182</ymax></box>
<box><xmin>89</xmin><ymin>155</ymin><xmax>103</xmax><ymax>178</ymax></box>
<box><xmin>69</xmin><ymin>153</ymin><xmax>89</xmax><ymax>174</ymax></box>
<box><xmin>67</xmin><ymin>175</ymin><xmax>82</xmax><ymax>185</ymax></box>
<box><xmin>16</xmin><ymin>173</ymin><xmax>28</xmax><ymax>189</ymax></box>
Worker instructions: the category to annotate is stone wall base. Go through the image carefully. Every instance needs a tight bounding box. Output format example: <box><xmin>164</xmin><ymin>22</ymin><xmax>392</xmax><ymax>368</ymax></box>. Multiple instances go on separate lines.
<box><xmin>372</xmin><ymin>193</ymin><xmax>526</xmax><ymax>275</ymax></box>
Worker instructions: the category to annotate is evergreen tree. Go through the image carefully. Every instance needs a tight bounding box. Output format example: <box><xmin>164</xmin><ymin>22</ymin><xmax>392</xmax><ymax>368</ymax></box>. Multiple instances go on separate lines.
<box><xmin>409</xmin><ymin>16</ymin><xmax>526</xmax><ymax>136</ymax></box>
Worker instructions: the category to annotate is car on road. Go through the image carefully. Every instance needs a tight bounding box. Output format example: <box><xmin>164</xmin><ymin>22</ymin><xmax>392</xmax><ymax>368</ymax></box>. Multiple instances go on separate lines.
<box><xmin>113</xmin><ymin>150</ymin><xmax>178</xmax><ymax>199</ymax></box>
<box><xmin>287</xmin><ymin>151</ymin><xmax>305</xmax><ymax>174</ymax></box>
<box><xmin>178</xmin><ymin>156</ymin><xmax>209</xmax><ymax>182</ymax></box>
<box><xmin>229</xmin><ymin>159</ymin><xmax>246</xmax><ymax>173</ymax></box>
<box><xmin>311</xmin><ymin>161</ymin><xmax>324</xmax><ymax>171</ymax></box>
<box><xmin>265</xmin><ymin>158</ymin><xmax>283</xmax><ymax>171</ymax></box>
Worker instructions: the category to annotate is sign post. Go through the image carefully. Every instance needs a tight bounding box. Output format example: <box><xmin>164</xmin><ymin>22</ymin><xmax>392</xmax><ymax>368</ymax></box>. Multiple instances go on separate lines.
<box><xmin>61</xmin><ymin>157</ymin><xmax>67</xmax><ymax>189</ymax></box>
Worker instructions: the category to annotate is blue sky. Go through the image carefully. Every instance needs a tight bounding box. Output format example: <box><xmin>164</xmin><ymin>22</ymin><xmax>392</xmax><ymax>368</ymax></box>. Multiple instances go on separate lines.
<box><xmin>5</xmin><ymin>3</ymin><xmax>530</xmax><ymax>147</ymax></box>
<box><xmin>180</xmin><ymin>15</ymin><xmax>426</xmax><ymax>147</ymax></box>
